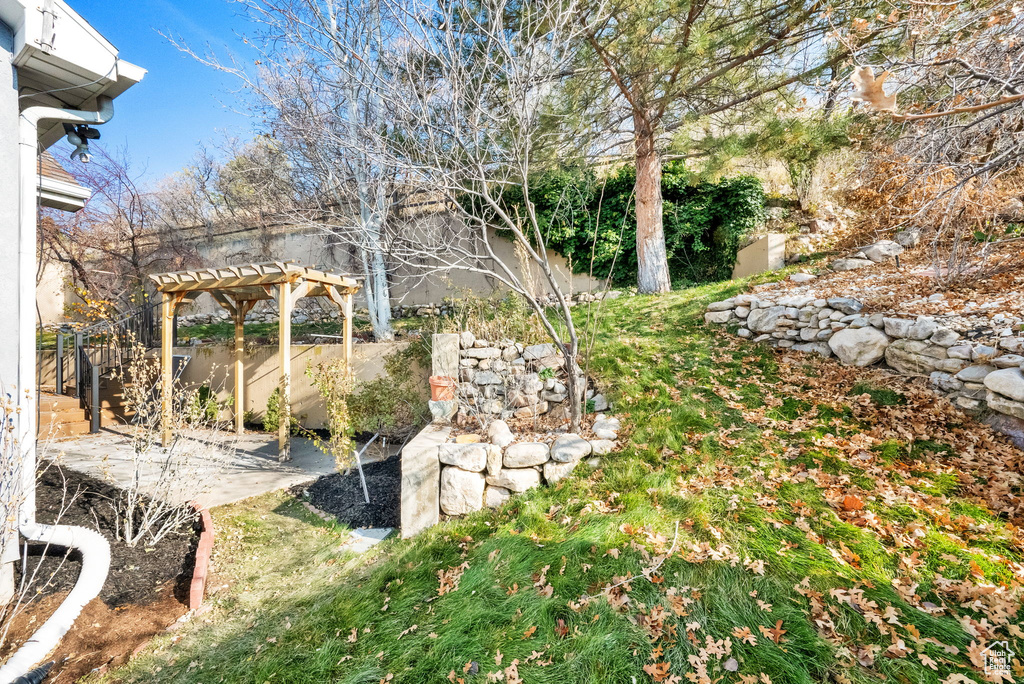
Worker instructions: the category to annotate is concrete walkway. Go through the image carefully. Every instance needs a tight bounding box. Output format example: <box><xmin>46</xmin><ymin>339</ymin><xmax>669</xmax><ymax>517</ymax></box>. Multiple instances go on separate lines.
<box><xmin>46</xmin><ymin>427</ymin><xmax>396</xmax><ymax>509</ymax></box>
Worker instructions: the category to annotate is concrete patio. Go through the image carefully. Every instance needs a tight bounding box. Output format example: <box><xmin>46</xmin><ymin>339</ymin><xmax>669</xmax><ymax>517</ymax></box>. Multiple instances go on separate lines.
<box><xmin>44</xmin><ymin>426</ymin><xmax>396</xmax><ymax>509</ymax></box>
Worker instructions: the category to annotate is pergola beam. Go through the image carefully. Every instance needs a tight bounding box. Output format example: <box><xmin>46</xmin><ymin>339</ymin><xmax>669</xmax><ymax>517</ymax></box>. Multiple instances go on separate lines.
<box><xmin>150</xmin><ymin>261</ymin><xmax>362</xmax><ymax>459</ymax></box>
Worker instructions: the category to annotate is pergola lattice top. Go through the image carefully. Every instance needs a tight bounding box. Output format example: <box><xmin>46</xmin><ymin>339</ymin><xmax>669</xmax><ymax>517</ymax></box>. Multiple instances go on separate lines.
<box><xmin>149</xmin><ymin>261</ymin><xmax>360</xmax><ymax>301</ymax></box>
<box><xmin>149</xmin><ymin>261</ymin><xmax>362</xmax><ymax>461</ymax></box>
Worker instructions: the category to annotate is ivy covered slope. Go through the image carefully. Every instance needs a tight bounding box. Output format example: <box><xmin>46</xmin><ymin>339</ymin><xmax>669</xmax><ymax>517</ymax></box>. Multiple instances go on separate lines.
<box><xmin>101</xmin><ymin>279</ymin><xmax>1024</xmax><ymax>684</ymax></box>
<box><xmin>499</xmin><ymin>163</ymin><xmax>766</xmax><ymax>286</ymax></box>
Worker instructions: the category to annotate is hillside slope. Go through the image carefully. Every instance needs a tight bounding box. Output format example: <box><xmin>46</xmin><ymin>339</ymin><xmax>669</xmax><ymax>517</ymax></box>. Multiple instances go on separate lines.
<box><xmin>99</xmin><ymin>280</ymin><xmax>1024</xmax><ymax>684</ymax></box>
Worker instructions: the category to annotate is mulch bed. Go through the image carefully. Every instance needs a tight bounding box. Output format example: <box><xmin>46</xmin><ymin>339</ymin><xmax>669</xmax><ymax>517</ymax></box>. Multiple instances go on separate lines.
<box><xmin>296</xmin><ymin>456</ymin><xmax>401</xmax><ymax>529</ymax></box>
<box><xmin>1</xmin><ymin>465</ymin><xmax>199</xmax><ymax>682</ymax></box>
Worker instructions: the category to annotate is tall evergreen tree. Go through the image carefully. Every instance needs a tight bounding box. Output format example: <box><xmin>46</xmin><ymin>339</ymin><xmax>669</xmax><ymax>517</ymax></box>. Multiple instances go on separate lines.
<box><xmin>575</xmin><ymin>0</ymin><xmax>892</xmax><ymax>292</ymax></box>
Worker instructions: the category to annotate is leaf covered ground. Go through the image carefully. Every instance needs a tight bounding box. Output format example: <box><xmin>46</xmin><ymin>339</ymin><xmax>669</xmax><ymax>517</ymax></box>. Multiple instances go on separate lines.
<box><xmin>97</xmin><ymin>280</ymin><xmax>1024</xmax><ymax>684</ymax></box>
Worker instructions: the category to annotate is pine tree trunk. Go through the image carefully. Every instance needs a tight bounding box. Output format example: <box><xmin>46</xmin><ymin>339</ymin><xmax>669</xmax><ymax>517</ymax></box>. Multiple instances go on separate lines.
<box><xmin>633</xmin><ymin>113</ymin><xmax>671</xmax><ymax>294</ymax></box>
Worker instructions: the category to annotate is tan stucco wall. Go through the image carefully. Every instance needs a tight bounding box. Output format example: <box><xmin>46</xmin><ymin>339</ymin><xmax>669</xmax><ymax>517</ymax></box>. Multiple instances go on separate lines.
<box><xmin>732</xmin><ymin>234</ymin><xmax>787</xmax><ymax>280</ymax></box>
<box><xmin>173</xmin><ymin>341</ymin><xmax>426</xmax><ymax>429</ymax></box>
<box><xmin>173</xmin><ymin>218</ymin><xmax>604</xmax><ymax>317</ymax></box>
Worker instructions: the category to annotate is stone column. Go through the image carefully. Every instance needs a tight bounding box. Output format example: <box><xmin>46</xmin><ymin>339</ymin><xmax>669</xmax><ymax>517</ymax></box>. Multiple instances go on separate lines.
<box><xmin>432</xmin><ymin>333</ymin><xmax>460</xmax><ymax>378</ymax></box>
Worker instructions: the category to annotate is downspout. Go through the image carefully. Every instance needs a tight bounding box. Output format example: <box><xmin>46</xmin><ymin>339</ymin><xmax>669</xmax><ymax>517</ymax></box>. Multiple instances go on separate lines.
<box><xmin>0</xmin><ymin>96</ymin><xmax>115</xmax><ymax>682</ymax></box>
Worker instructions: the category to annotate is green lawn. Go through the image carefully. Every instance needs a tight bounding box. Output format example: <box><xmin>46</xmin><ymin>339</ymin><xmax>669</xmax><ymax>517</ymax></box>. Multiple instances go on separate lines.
<box><xmin>96</xmin><ymin>278</ymin><xmax>1024</xmax><ymax>684</ymax></box>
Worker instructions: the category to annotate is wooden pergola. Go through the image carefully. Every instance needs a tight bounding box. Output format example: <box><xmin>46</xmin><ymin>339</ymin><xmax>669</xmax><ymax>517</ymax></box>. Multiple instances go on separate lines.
<box><xmin>149</xmin><ymin>261</ymin><xmax>361</xmax><ymax>460</ymax></box>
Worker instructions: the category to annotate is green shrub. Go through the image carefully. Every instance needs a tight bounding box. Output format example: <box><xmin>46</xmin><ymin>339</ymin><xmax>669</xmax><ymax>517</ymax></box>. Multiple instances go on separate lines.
<box><xmin>263</xmin><ymin>387</ymin><xmax>300</xmax><ymax>434</ymax></box>
<box><xmin>496</xmin><ymin>162</ymin><xmax>765</xmax><ymax>286</ymax></box>
<box><xmin>348</xmin><ymin>346</ymin><xmax>430</xmax><ymax>436</ymax></box>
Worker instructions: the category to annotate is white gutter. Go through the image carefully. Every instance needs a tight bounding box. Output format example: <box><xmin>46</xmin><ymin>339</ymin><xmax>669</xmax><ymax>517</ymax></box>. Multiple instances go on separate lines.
<box><xmin>0</xmin><ymin>95</ymin><xmax>115</xmax><ymax>682</ymax></box>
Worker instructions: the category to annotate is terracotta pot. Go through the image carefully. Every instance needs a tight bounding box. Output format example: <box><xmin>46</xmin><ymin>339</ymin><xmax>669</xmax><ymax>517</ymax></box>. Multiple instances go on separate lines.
<box><xmin>429</xmin><ymin>375</ymin><xmax>457</xmax><ymax>401</ymax></box>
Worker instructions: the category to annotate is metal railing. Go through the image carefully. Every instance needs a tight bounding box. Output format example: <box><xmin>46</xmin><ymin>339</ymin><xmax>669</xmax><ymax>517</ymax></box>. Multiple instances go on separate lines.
<box><xmin>53</xmin><ymin>301</ymin><xmax>159</xmax><ymax>433</ymax></box>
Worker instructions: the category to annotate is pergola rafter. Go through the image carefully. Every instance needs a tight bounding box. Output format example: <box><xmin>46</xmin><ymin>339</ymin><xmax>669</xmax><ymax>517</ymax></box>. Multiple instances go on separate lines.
<box><xmin>149</xmin><ymin>261</ymin><xmax>361</xmax><ymax>461</ymax></box>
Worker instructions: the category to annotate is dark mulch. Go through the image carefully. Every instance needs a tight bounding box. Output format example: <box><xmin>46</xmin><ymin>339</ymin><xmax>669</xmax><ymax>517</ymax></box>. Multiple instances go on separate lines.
<box><xmin>21</xmin><ymin>464</ymin><xmax>199</xmax><ymax>607</ymax></box>
<box><xmin>2</xmin><ymin>465</ymin><xmax>199</xmax><ymax>682</ymax></box>
<box><xmin>297</xmin><ymin>456</ymin><xmax>401</xmax><ymax>529</ymax></box>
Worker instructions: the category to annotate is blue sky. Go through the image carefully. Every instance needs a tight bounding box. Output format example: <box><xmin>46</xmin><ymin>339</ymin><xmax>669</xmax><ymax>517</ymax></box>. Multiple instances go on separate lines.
<box><xmin>72</xmin><ymin>0</ymin><xmax>257</xmax><ymax>185</ymax></box>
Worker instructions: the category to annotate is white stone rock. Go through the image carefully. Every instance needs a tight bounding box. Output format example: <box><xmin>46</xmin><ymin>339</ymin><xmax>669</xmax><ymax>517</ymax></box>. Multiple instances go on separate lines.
<box><xmin>861</xmin><ymin>240</ymin><xmax>904</xmax><ymax>263</ymax></box>
<box><xmin>993</xmin><ymin>354</ymin><xmax>1024</xmax><ymax>369</ymax></box>
<box><xmin>543</xmin><ymin>459</ymin><xmax>581</xmax><ymax>484</ymax></box>
<box><xmin>930</xmin><ymin>371</ymin><xmax>963</xmax><ymax>392</ymax></box>
<box><xmin>486</xmin><ymin>468</ymin><xmax>542</xmax><ymax>493</ymax></box>
<box><xmin>707</xmin><ymin>299</ymin><xmax>736</xmax><ymax>312</ymax></box>
<box><xmin>440</xmin><ymin>467</ymin><xmax>485</xmax><ymax>515</ymax></box>
<box><xmin>826</xmin><ymin>297</ymin><xmax>863</xmax><ymax>315</ymax></box>
<box><xmin>984</xmin><ymin>368</ymin><xmax>1024</xmax><ymax>402</ymax></box>
<box><xmin>987</xmin><ymin>392</ymin><xmax>1024</xmax><ymax>420</ymax></box>
<box><xmin>591</xmin><ymin>394</ymin><xmax>609</xmax><ymax>412</ymax></box>
<box><xmin>884</xmin><ymin>339</ymin><xmax>951</xmax><ymax>375</ymax></box>
<box><xmin>484</xmin><ymin>486</ymin><xmax>512</xmax><ymax>508</ymax></box>
<box><xmin>948</xmin><ymin>345</ymin><xmax>973</xmax><ymax>360</ymax></box>
<box><xmin>747</xmin><ymin>306</ymin><xmax>786</xmax><ymax>333</ymax></box>
<box><xmin>589</xmin><ymin>439</ymin><xmax>616</xmax><ymax>455</ymax></box>
<box><xmin>463</xmin><ymin>347</ymin><xmax>501</xmax><ymax>359</ymax></box>
<box><xmin>460</xmin><ymin>331</ymin><xmax>476</xmax><ymax>349</ymax></box>
<box><xmin>503</xmin><ymin>442</ymin><xmax>550</xmax><ymax>468</ymax></box>
<box><xmin>704</xmin><ymin>311</ymin><xmax>732</xmax><ymax>324</ymax></box>
<box><xmin>930</xmin><ymin>328</ymin><xmax>960</xmax><ymax>347</ymax></box>
<box><xmin>955</xmin><ymin>365</ymin><xmax>996</xmax><ymax>383</ymax></box>
<box><xmin>735</xmin><ymin>306</ymin><xmax>750</xmax><ymax>319</ymax></box>
<box><xmin>523</xmin><ymin>343</ymin><xmax>558</xmax><ymax>360</ymax></box>
<box><xmin>550</xmin><ymin>433</ymin><xmax>592</xmax><ymax>463</ymax></box>
<box><xmin>737</xmin><ymin>328</ymin><xmax>751</xmax><ymax>338</ymax></box>
<box><xmin>883</xmin><ymin>318</ymin><xmax>912</xmax><ymax>338</ymax></box>
<box><xmin>438</xmin><ymin>443</ymin><xmax>488</xmax><ymax>472</ymax></box>
<box><xmin>486</xmin><ymin>444</ymin><xmax>503</xmax><ymax>477</ymax></box>
<box><xmin>789</xmin><ymin>273</ymin><xmax>816</xmax><ymax>283</ymax></box>
<box><xmin>828</xmin><ymin>327</ymin><xmax>890</xmax><ymax>366</ymax></box>
<box><xmin>474</xmin><ymin>370</ymin><xmax>502</xmax><ymax>385</ymax></box>
<box><xmin>972</xmin><ymin>345</ymin><xmax>1000</xmax><ymax>362</ymax></box>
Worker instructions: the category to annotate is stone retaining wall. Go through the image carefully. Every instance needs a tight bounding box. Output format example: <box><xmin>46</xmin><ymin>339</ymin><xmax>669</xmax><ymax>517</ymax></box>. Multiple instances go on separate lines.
<box><xmin>437</xmin><ymin>418</ymin><xmax>619</xmax><ymax>515</ymax></box>
<box><xmin>455</xmin><ymin>332</ymin><xmax>607</xmax><ymax>423</ymax></box>
<box><xmin>704</xmin><ymin>293</ymin><xmax>1024</xmax><ymax>426</ymax></box>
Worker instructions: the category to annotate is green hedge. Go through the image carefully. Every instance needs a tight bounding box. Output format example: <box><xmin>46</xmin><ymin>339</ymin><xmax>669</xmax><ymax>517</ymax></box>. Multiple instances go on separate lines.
<box><xmin>499</xmin><ymin>162</ymin><xmax>765</xmax><ymax>286</ymax></box>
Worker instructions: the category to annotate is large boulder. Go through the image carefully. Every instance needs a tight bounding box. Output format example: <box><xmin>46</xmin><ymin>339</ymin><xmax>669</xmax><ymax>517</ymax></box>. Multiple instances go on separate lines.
<box><xmin>746</xmin><ymin>306</ymin><xmax>787</xmax><ymax>334</ymax></box>
<box><xmin>828</xmin><ymin>327</ymin><xmax>890</xmax><ymax>366</ymax></box>
<box><xmin>484</xmin><ymin>486</ymin><xmax>512</xmax><ymax>508</ymax></box>
<box><xmin>440</xmin><ymin>467</ymin><xmax>485</xmax><ymax>515</ymax></box>
<box><xmin>984</xmin><ymin>368</ymin><xmax>1024</xmax><ymax>402</ymax></box>
<box><xmin>704</xmin><ymin>311</ymin><xmax>733</xmax><ymax>324</ymax></box>
<box><xmin>503</xmin><ymin>442</ymin><xmax>550</xmax><ymax>468</ymax></box>
<box><xmin>486</xmin><ymin>468</ymin><xmax>541</xmax><ymax>493</ymax></box>
<box><xmin>885</xmin><ymin>339</ymin><xmax>961</xmax><ymax>375</ymax></box>
<box><xmin>550</xmin><ymin>434</ymin><xmax>592</xmax><ymax>463</ymax></box>
<box><xmin>438</xmin><ymin>443</ymin><xmax>487</xmax><ymax>472</ymax></box>
<box><xmin>861</xmin><ymin>240</ymin><xmax>904</xmax><ymax>263</ymax></box>
<box><xmin>543</xmin><ymin>459</ymin><xmax>582</xmax><ymax>484</ymax></box>
<box><xmin>987</xmin><ymin>393</ymin><xmax>1024</xmax><ymax>420</ymax></box>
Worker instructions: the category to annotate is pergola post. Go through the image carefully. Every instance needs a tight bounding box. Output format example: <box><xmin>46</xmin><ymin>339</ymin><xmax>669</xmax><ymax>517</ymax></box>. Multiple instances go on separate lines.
<box><xmin>343</xmin><ymin>292</ymin><xmax>353</xmax><ymax>366</ymax></box>
<box><xmin>277</xmin><ymin>282</ymin><xmax>293</xmax><ymax>461</ymax></box>
<box><xmin>233</xmin><ymin>305</ymin><xmax>245</xmax><ymax>435</ymax></box>
<box><xmin>160</xmin><ymin>291</ymin><xmax>174</xmax><ymax>447</ymax></box>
